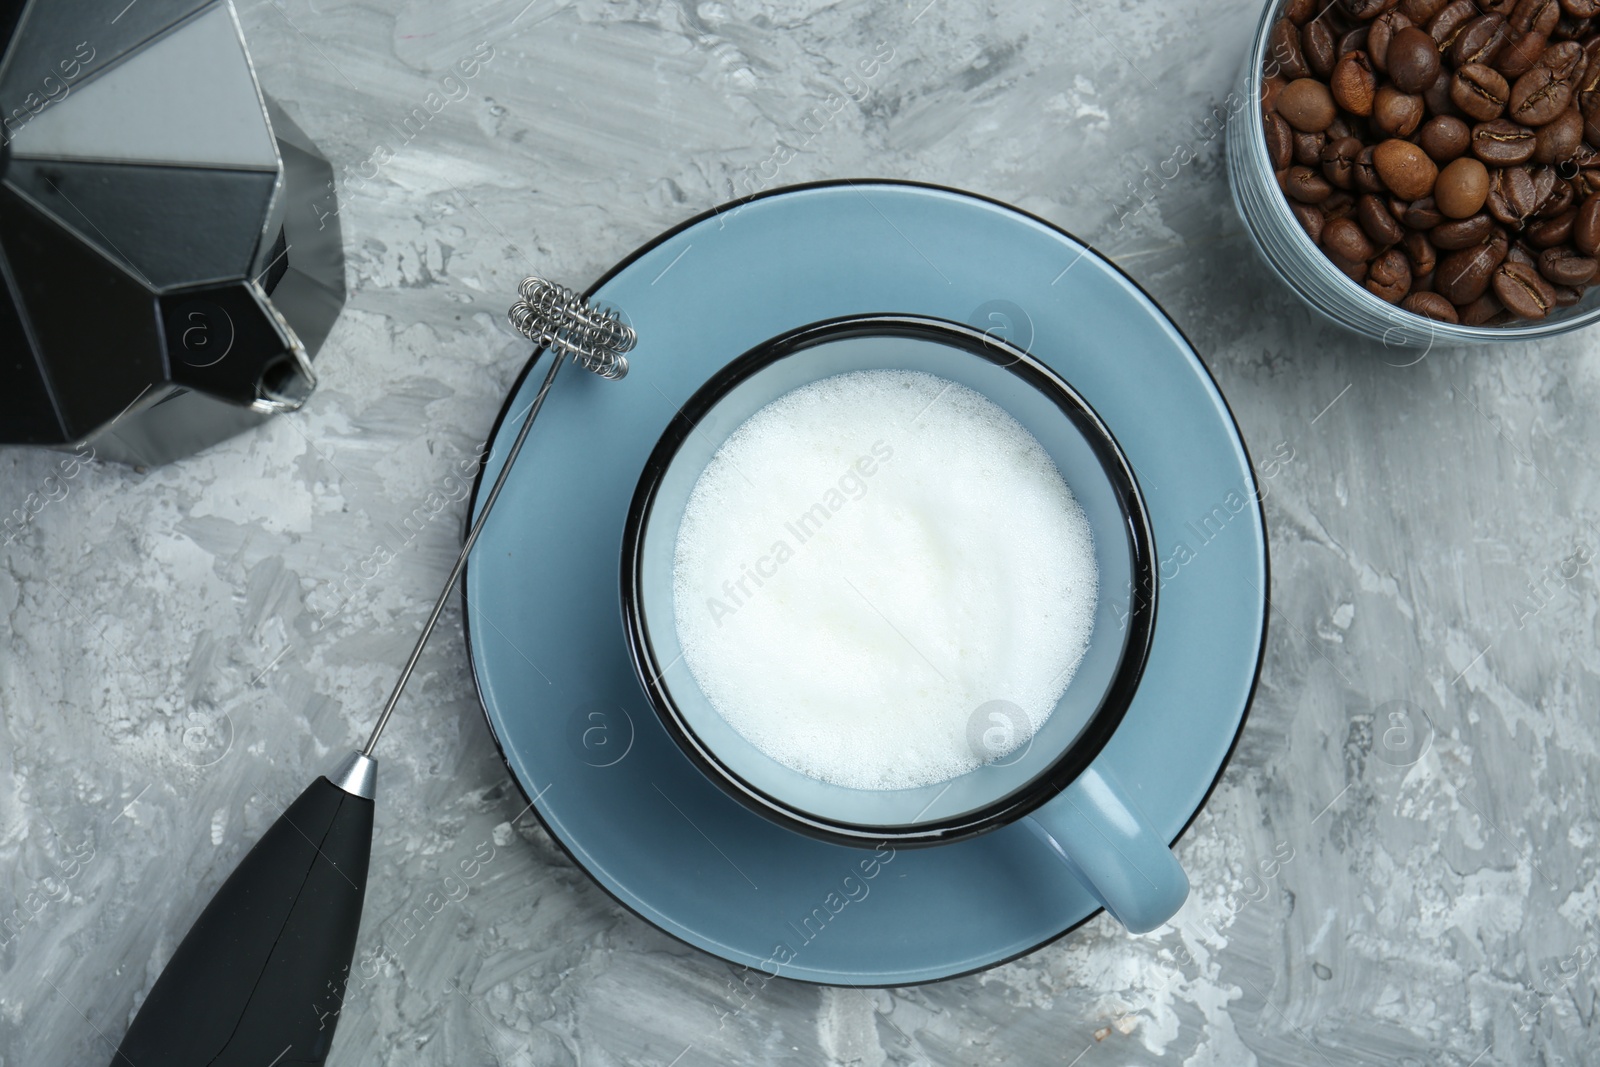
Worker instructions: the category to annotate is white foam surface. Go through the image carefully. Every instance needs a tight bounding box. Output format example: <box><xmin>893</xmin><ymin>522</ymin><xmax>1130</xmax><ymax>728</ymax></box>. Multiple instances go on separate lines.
<box><xmin>672</xmin><ymin>369</ymin><xmax>1098</xmax><ymax>791</ymax></box>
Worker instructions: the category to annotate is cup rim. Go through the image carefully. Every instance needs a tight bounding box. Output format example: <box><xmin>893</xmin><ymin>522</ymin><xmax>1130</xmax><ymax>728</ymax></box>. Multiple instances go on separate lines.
<box><xmin>619</xmin><ymin>313</ymin><xmax>1159</xmax><ymax>847</ymax></box>
<box><xmin>1236</xmin><ymin>0</ymin><xmax>1600</xmax><ymax>343</ymax></box>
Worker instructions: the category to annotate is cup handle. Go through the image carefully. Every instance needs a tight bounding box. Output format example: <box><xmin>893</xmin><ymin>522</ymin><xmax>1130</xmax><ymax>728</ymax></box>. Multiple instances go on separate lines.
<box><xmin>1023</xmin><ymin>763</ymin><xmax>1188</xmax><ymax>934</ymax></box>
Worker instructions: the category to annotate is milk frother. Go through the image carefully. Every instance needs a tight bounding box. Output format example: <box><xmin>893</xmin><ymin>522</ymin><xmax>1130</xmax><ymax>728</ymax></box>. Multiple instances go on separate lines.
<box><xmin>107</xmin><ymin>278</ymin><xmax>635</xmax><ymax>1067</ymax></box>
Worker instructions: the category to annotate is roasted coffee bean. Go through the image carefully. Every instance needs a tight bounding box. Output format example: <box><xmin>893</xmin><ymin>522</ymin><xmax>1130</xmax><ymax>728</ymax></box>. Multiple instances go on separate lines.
<box><xmin>1576</xmin><ymin>59</ymin><xmax>1600</xmax><ymax>130</ymax></box>
<box><xmin>1472</xmin><ymin>118</ymin><xmax>1538</xmax><ymax>163</ymax></box>
<box><xmin>1528</xmin><ymin>163</ymin><xmax>1560</xmax><ymax>208</ymax></box>
<box><xmin>1355</xmin><ymin>144</ymin><xmax>1388</xmax><ymax>191</ymax></box>
<box><xmin>1325</xmin><ymin>215</ymin><xmax>1378</xmax><ymax>259</ymax></box>
<box><xmin>1579</xmin><ymin>37</ymin><xmax>1600</xmax><ymax>101</ymax></box>
<box><xmin>1563</xmin><ymin>0</ymin><xmax>1600</xmax><ymax>18</ymax></box>
<box><xmin>1294</xmin><ymin>128</ymin><xmax>1328</xmax><ymax>166</ymax></box>
<box><xmin>1374</xmin><ymin>138</ymin><xmax>1439</xmax><ymax>197</ymax></box>
<box><xmin>1402</xmin><ymin>290</ymin><xmax>1461</xmax><ymax>318</ymax></box>
<box><xmin>1262</xmin><ymin>75</ymin><xmax>1288</xmax><ymax>113</ymax></box>
<box><xmin>1402</xmin><ymin>0</ymin><xmax>1450</xmax><ymax>20</ymax></box>
<box><xmin>1356</xmin><ymin>195</ymin><xmax>1408</xmax><ymax>244</ymax></box>
<box><xmin>1358</xmin><ymin>192</ymin><xmax>1408</xmax><ymax>244</ymax></box>
<box><xmin>1493</xmin><ymin>257</ymin><xmax>1560</xmax><ymax>314</ymax></box>
<box><xmin>1509</xmin><ymin>41</ymin><xmax>1583</xmax><ymax>124</ymax></box>
<box><xmin>1403</xmin><ymin>195</ymin><xmax>1448</xmax><ymax>226</ymax></box>
<box><xmin>1322</xmin><ymin>136</ymin><xmax>1364</xmax><ymax>187</ymax></box>
<box><xmin>1507</xmin><ymin>238</ymin><xmax>1540</xmax><ymax>265</ymax></box>
<box><xmin>1527</xmin><ymin>206</ymin><xmax>1578</xmax><ymax>243</ymax></box>
<box><xmin>1367</xmin><ymin>248</ymin><xmax>1415</xmax><ymax>299</ymax></box>
<box><xmin>1370</xmin><ymin>11</ymin><xmax>1414</xmax><ymax>70</ymax></box>
<box><xmin>1429</xmin><ymin>0</ymin><xmax>1479</xmax><ymax>50</ymax></box>
<box><xmin>1451</xmin><ymin>63</ymin><xmax>1511</xmax><ymax>119</ymax></box>
<box><xmin>1270</xmin><ymin>18</ymin><xmax>1312</xmax><ymax>80</ymax></box>
<box><xmin>1550</xmin><ymin>172</ymin><xmax>1579</xmax><ymax>206</ymax></box>
<box><xmin>1346</xmin><ymin>0</ymin><xmax>1402</xmax><ymax>18</ymax></box>
<box><xmin>1419</xmin><ymin>114</ymin><xmax>1473</xmax><ymax>160</ymax></box>
<box><xmin>1327</xmin><ymin>116</ymin><xmax>1357</xmax><ymax>140</ymax></box>
<box><xmin>1557</xmin><ymin>16</ymin><xmax>1595</xmax><ymax>40</ymax></box>
<box><xmin>1512</xmin><ymin>0</ymin><xmax>1563</xmax><ymax>36</ymax></box>
<box><xmin>1487</xmin><ymin>163</ymin><xmax>1543</xmax><ymax>224</ymax></box>
<box><xmin>1388</xmin><ymin>25</ymin><xmax>1444</xmax><ymax>90</ymax></box>
<box><xmin>1540</xmin><ymin>178</ymin><xmax>1576</xmax><ymax>216</ymax></box>
<box><xmin>1387</xmin><ymin>249</ymin><xmax>1429</xmax><ymax>287</ymax></box>
<box><xmin>1533</xmin><ymin>106</ymin><xmax>1586</xmax><ymax>160</ymax></box>
<box><xmin>1288</xmin><ymin>165</ymin><xmax>1337</xmax><ymax>202</ymax></box>
<box><xmin>1266</xmin><ymin>111</ymin><xmax>1295</xmax><ymax>169</ymax></box>
<box><xmin>1452</xmin><ymin>14</ymin><xmax>1510</xmax><ymax>66</ymax></box>
<box><xmin>1458</xmin><ymin>291</ymin><xmax>1508</xmax><ymax>321</ymax></box>
<box><xmin>1405</xmin><ymin>229</ymin><xmax>1440</xmax><ymax>272</ymax></box>
<box><xmin>1553</xmin><ymin>282</ymin><xmax>1585</xmax><ymax>303</ymax></box>
<box><xmin>1435</xmin><ymin>156</ymin><xmax>1493</xmax><ymax>216</ymax></box>
<box><xmin>1292</xmin><ymin>201</ymin><xmax>1327</xmax><ymax>242</ymax></box>
<box><xmin>1332</xmin><ymin>51</ymin><xmax>1379</xmax><ymax>114</ymax></box>
<box><xmin>1279</xmin><ymin>78</ymin><xmax>1338</xmax><ymax>131</ymax></box>
<box><xmin>1432</xmin><ymin>211</ymin><xmax>1499</xmax><ymax>246</ymax></box>
<box><xmin>1339</xmin><ymin>25</ymin><xmax>1373</xmax><ymax>57</ymax></box>
<box><xmin>1374</xmin><ymin>85</ymin><xmax>1428</xmax><ymax>134</ymax></box>
<box><xmin>1543</xmin><ymin>38</ymin><xmax>1588</xmax><ymax>80</ymax></box>
<box><xmin>1497</xmin><ymin>30</ymin><xmax>1552</xmax><ymax>77</ymax></box>
<box><xmin>1325</xmin><ymin>192</ymin><xmax>1358</xmax><ymax>219</ymax></box>
<box><xmin>1575</xmin><ymin>192</ymin><xmax>1600</xmax><ymax>253</ymax></box>
<box><xmin>1484</xmin><ymin>172</ymin><xmax>1535</xmax><ymax>226</ymax></box>
<box><xmin>1304</xmin><ymin>18</ymin><xmax>1340</xmax><ymax>78</ymax></box>
<box><xmin>1539</xmin><ymin>244</ymin><xmax>1600</xmax><ymax>281</ymax></box>
<box><xmin>1286</xmin><ymin>0</ymin><xmax>1320</xmax><ymax>24</ymax></box>
<box><xmin>1436</xmin><ymin>229</ymin><xmax>1510</xmax><ymax>301</ymax></box>
<box><xmin>1326</xmin><ymin>249</ymin><xmax>1371</xmax><ymax>281</ymax></box>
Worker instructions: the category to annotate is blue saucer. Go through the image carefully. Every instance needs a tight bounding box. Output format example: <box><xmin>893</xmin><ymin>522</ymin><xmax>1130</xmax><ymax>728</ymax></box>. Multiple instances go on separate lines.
<box><xmin>462</xmin><ymin>181</ymin><xmax>1267</xmax><ymax>985</ymax></box>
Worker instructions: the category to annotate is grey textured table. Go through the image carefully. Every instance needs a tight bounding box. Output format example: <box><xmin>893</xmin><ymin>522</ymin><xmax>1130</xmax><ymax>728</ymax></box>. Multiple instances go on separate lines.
<box><xmin>4</xmin><ymin>0</ymin><xmax>1599</xmax><ymax>1063</ymax></box>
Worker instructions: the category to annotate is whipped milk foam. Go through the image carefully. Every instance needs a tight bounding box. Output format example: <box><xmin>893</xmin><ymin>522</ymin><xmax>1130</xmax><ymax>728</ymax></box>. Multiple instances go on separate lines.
<box><xmin>673</xmin><ymin>369</ymin><xmax>1098</xmax><ymax>791</ymax></box>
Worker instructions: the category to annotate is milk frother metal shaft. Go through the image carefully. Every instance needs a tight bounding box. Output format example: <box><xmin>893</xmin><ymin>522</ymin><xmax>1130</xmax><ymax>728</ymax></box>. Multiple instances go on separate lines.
<box><xmin>107</xmin><ymin>278</ymin><xmax>634</xmax><ymax>1067</ymax></box>
<box><xmin>364</xmin><ymin>277</ymin><xmax>633</xmax><ymax>757</ymax></box>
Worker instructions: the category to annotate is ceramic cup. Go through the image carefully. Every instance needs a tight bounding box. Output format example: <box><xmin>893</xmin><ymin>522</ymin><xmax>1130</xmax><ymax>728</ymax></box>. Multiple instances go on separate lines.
<box><xmin>621</xmin><ymin>315</ymin><xmax>1188</xmax><ymax>933</ymax></box>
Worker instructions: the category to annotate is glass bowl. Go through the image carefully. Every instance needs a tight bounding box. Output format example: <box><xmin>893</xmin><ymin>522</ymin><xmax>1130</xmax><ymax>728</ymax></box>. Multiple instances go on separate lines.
<box><xmin>1225</xmin><ymin>0</ymin><xmax>1600</xmax><ymax>349</ymax></box>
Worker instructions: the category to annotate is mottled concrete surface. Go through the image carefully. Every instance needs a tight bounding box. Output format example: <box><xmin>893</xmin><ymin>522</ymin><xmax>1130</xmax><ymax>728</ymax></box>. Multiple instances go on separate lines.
<box><xmin>4</xmin><ymin>0</ymin><xmax>1600</xmax><ymax>1064</ymax></box>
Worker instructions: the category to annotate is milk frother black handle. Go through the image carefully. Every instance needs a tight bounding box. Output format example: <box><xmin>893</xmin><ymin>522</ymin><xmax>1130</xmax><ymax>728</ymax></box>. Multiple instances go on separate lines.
<box><xmin>109</xmin><ymin>757</ymin><xmax>375</xmax><ymax>1067</ymax></box>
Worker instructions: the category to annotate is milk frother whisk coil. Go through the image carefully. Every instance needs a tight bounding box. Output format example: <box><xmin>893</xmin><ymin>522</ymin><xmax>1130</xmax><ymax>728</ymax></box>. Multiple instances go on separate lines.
<box><xmin>509</xmin><ymin>276</ymin><xmax>635</xmax><ymax>379</ymax></box>
<box><xmin>108</xmin><ymin>277</ymin><xmax>636</xmax><ymax>1067</ymax></box>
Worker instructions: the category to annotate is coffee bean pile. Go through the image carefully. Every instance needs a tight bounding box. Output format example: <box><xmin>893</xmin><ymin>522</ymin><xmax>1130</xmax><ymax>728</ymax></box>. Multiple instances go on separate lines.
<box><xmin>1263</xmin><ymin>0</ymin><xmax>1600</xmax><ymax>324</ymax></box>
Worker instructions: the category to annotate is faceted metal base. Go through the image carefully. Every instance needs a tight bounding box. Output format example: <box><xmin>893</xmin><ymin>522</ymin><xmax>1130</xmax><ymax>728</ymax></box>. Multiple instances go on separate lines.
<box><xmin>87</xmin><ymin>99</ymin><xmax>346</xmax><ymax>467</ymax></box>
<box><xmin>0</xmin><ymin>0</ymin><xmax>346</xmax><ymax>466</ymax></box>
